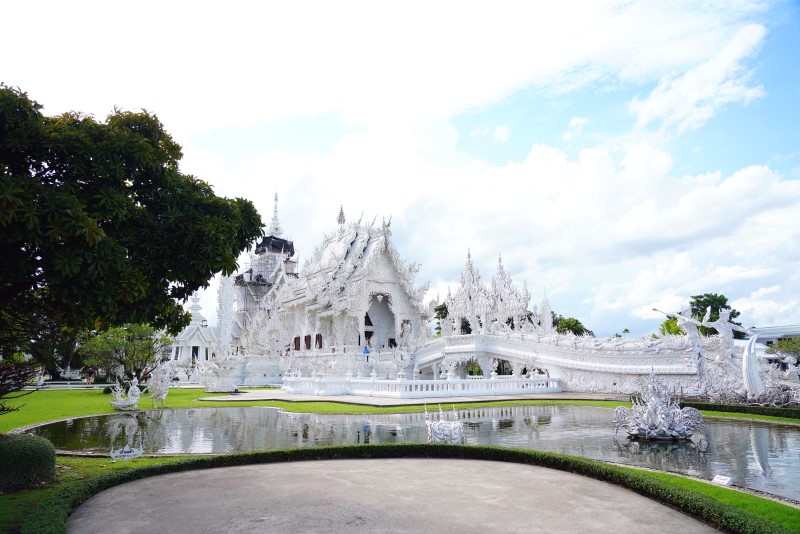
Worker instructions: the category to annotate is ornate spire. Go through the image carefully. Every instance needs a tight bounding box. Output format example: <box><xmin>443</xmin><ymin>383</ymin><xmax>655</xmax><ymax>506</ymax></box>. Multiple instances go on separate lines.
<box><xmin>337</xmin><ymin>205</ymin><xmax>346</xmax><ymax>227</ymax></box>
<box><xmin>269</xmin><ymin>192</ymin><xmax>283</xmax><ymax>237</ymax></box>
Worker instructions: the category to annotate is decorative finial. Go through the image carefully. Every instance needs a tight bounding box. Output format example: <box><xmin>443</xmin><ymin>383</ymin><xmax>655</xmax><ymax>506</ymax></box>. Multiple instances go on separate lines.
<box><xmin>269</xmin><ymin>192</ymin><xmax>283</xmax><ymax>237</ymax></box>
<box><xmin>337</xmin><ymin>205</ymin><xmax>346</xmax><ymax>226</ymax></box>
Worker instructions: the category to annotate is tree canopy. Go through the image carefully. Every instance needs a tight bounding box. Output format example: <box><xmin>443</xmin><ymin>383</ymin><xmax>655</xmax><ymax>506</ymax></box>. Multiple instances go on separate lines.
<box><xmin>79</xmin><ymin>324</ymin><xmax>171</xmax><ymax>380</ymax></box>
<box><xmin>552</xmin><ymin>313</ymin><xmax>594</xmax><ymax>336</ymax></box>
<box><xmin>0</xmin><ymin>85</ymin><xmax>263</xmax><ymax>356</ymax></box>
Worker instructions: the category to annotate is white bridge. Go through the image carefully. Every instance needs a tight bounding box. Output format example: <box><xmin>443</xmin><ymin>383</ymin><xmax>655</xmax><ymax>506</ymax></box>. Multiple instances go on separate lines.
<box><xmin>279</xmin><ymin>332</ymin><xmax>716</xmax><ymax>398</ymax></box>
<box><xmin>413</xmin><ymin>333</ymin><xmax>700</xmax><ymax>394</ymax></box>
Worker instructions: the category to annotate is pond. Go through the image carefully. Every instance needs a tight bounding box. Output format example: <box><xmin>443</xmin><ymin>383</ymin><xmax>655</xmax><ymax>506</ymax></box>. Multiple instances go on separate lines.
<box><xmin>24</xmin><ymin>405</ymin><xmax>800</xmax><ymax>502</ymax></box>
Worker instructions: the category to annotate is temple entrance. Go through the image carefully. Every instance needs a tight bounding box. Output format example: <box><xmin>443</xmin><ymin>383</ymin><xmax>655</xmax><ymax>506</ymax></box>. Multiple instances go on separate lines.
<box><xmin>366</xmin><ymin>294</ymin><xmax>395</xmax><ymax>350</ymax></box>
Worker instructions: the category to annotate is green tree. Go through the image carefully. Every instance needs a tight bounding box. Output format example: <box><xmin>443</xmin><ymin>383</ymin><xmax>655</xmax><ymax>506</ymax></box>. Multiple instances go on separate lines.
<box><xmin>0</xmin><ymin>86</ymin><xmax>263</xmax><ymax>357</ymax></box>
<box><xmin>657</xmin><ymin>317</ymin><xmax>685</xmax><ymax>337</ymax></box>
<box><xmin>78</xmin><ymin>324</ymin><xmax>171</xmax><ymax>380</ymax></box>
<box><xmin>552</xmin><ymin>313</ymin><xmax>594</xmax><ymax>336</ymax></box>
<box><xmin>689</xmin><ymin>293</ymin><xmax>744</xmax><ymax>338</ymax></box>
<box><xmin>766</xmin><ymin>338</ymin><xmax>800</xmax><ymax>361</ymax></box>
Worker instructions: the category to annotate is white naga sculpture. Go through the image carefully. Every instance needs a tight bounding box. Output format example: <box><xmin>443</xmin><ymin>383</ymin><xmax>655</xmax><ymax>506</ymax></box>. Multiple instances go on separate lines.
<box><xmin>424</xmin><ymin>405</ymin><xmax>465</xmax><ymax>444</ymax></box>
<box><xmin>613</xmin><ymin>372</ymin><xmax>707</xmax><ymax>441</ymax></box>
<box><xmin>110</xmin><ymin>377</ymin><xmax>143</xmax><ymax>411</ymax></box>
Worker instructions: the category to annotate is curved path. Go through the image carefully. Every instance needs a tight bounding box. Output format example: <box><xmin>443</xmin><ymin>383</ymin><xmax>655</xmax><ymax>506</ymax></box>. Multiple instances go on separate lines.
<box><xmin>67</xmin><ymin>459</ymin><xmax>717</xmax><ymax>533</ymax></box>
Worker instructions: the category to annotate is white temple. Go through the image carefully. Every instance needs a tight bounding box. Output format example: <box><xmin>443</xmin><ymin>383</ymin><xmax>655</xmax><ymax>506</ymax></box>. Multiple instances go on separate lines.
<box><xmin>175</xmin><ymin>195</ymin><xmax>799</xmax><ymax>401</ymax></box>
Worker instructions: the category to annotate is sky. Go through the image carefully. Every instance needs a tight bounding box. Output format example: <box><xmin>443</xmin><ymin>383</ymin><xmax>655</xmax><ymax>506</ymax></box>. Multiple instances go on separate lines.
<box><xmin>5</xmin><ymin>1</ymin><xmax>800</xmax><ymax>337</ymax></box>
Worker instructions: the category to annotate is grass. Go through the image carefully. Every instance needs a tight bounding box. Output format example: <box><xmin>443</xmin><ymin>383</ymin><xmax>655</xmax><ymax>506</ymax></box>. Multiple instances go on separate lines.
<box><xmin>646</xmin><ymin>471</ymin><xmax>800</xmax><ymax>530</ymax></box>
<box><xmin>1</xmin><ymin>389</ymin><xmax>799</xmax><ymax>533</ymax></box>
<box><xmin>0</xmin><ymin>455</ymin><xmax>192</xmax><ymax>533</ymax></box>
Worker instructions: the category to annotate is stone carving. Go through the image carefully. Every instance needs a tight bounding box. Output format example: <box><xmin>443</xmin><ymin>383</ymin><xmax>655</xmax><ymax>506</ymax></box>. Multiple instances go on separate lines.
<box><xmin>613</xmin><ymin>372</ymin><xmax>707</xmax><ymax>441</ymax></box>
<box><xmin>424</xmin><ymin>405</ymin><xmax>465</xmax><ymax>444</ymax></box>
<box><xmin>110</xmin><ymin>378</ymin><xmax>143</xmax><ymax>411</ymax></box>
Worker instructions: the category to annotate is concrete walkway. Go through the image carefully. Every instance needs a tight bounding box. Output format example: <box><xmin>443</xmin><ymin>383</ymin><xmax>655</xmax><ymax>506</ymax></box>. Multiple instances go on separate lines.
<box><xmin>67</xmin><ymin>458</ymin><xmax>717</xmax><ymax>533</ymax></box>
<box><xmin>198</xmin><ymin>388</ymin><xmax>629</xmax><ymax>406</ymax></box>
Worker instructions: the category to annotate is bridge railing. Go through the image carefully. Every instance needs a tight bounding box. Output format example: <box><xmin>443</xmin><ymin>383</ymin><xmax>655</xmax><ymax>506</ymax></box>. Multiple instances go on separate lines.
<box><xmin>282</xmin><ymin>375</ymin><xmax>563</xmax><ymax>398</ymax></box>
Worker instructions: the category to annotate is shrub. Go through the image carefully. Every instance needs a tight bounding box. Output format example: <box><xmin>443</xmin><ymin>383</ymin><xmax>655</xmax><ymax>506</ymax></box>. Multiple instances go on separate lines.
<box><xmin>0</xmin><ymin>434</ymin><xmax>56</xmax><ymax>492</ymax></box>
<box><xmin>679</xmin><ymin>401</ymin><xmax>800</xmax><ymax>420</ymax></box>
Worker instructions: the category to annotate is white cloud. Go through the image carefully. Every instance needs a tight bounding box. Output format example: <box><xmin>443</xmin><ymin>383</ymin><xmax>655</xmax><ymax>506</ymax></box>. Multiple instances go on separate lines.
<box><xmin>562</xmin><ymin>117</ymin><xmax>589</xmax><ymax>141</ymax></box>
<box><xmin>6</xmin><ymin>1</ymin><xmax>796</xmax><ymax>337</ymax></box>
<box><xmin>630</xmin><ymin>24</ymin><xmax>766</xmax><ymax>133</ymax></box>
<box><xmin>493</xmin><ymin>126</ymin><xmax>510</xmax><ymax>143</ymax></box>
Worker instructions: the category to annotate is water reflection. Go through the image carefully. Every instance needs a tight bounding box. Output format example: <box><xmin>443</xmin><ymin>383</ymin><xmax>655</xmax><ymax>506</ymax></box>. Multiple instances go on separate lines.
<box><xmin>24</xmin><ymin>405</ymin><xmax>800</xmax><ymax>501</ymax></box>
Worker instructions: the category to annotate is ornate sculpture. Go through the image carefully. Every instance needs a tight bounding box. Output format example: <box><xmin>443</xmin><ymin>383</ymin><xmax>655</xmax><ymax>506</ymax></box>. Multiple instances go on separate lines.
<box><xmin>613</xmin><ymin>371</ymin><xmax>707</xmax><ymax>440</ymax></box>
<box><xmin>147</xmin><ymin>363</ymin><xmax>173</xmax><ymax>409</ymax></box>
<box><xmin>110</xmin><ymin>378</ymin><xmax>143</xmax><ymax>411</ymax></box>
<box><xmin>424</xmin><ymin>405</ymin><xmax>465</xmax><ymax>444</ymax></box>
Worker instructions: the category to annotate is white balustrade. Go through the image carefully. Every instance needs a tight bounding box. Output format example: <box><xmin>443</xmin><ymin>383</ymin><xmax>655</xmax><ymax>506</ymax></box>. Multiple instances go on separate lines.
<box><xmin>282</xmin><ymin>375</ymin><xmax>562</xmax><ymax>398</ymax></box>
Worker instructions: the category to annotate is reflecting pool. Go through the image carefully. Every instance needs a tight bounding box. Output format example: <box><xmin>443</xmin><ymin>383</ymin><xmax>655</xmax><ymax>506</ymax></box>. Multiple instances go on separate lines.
<box><xmin>24</xmin><ymin>405</ymin><xmax>800</xmax><ymax>502</ymax></box>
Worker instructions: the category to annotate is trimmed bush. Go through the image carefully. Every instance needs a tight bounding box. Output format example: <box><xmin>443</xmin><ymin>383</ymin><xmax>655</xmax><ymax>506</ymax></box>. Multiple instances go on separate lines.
<box><xmin>0</xmin><ymin>434</ymin><xmax>56</xmax><ymax>493</ymax></box>
<box><xmin>680</xmin><ymin>402</ymin><xmax>800</xmax><ymax>420</ymax></box>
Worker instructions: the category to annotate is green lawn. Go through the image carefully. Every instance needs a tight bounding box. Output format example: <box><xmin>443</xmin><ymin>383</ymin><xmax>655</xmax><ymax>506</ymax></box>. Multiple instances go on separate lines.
<box><xmin>1</xmin><ymin>389</ymin><xmax>798</xmax><ymax>533</ymax></box>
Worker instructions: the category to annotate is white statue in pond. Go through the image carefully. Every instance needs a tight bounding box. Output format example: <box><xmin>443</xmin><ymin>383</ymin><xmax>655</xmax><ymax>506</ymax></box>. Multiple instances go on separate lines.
<box><xmin>424</xmin><ymin>405</ymin><xmax>465</xmax><ymax>444</ymax></box>
<box><xmin>613</xmin><ymin>372</ymin><xmax>707</xmax><ymax>441</ymax></box>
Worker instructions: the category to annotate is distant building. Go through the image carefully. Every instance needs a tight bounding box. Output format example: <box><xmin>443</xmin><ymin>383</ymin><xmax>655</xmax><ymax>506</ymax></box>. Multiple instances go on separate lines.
<box><xmin>749</xmin><ymin>325</ymin><xmax>800</xmax><ymax>346</ymax></box>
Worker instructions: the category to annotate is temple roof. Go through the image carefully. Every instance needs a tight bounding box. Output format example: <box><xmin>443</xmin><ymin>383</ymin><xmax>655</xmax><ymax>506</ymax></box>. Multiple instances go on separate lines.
<box><xmin>282</xmin><ymin>219</ymin><xmax>428</xmax><ymax>315</ymax></box>
<box><xmin>255</xmin><ymin>235</ymin><xmax>295</xmax><ymax>256</ymax></box>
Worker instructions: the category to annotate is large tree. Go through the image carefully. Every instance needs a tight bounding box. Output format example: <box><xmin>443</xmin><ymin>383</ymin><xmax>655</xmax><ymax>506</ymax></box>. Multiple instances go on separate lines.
<box><xmin>79</xmin><ymin>324</ymin><xmax>171</xmax><ymax>380</ymax></box>
<box><xmin>0</xmin><ymin>86</ymin><xmax>263</xmax><ymax>356</ymax></box>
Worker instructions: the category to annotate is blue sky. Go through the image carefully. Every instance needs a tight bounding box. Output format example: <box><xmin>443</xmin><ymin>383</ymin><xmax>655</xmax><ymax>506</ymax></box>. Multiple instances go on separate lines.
<box><xmin>5</xmin><ymin>1</ymin><xmax>800</xmax><ymax>337</ymax></box>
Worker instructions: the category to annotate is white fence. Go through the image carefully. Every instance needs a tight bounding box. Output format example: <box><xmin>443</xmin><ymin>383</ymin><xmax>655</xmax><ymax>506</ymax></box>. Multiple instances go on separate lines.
<box><xmin>282</xmin><ymin>375</ymin><xmax>563</xmax><ymax>398</ymax></box>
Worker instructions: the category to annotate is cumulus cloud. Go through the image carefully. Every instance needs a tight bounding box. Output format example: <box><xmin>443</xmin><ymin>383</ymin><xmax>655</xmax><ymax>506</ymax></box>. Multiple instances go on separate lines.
<box><xmin>630</xmin><ymin>24</ymin><xmax>767</xmax><ymax>133</ymax></box>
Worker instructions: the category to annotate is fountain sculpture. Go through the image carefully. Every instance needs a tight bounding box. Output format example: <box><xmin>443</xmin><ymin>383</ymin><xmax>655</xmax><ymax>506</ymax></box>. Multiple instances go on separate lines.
<box><xmin>613</xmin><ymin>371</ymin><xmax>707</xmax><ymax>441</ymax></box>
<box><xmin>424</xmin><ymin>405</ymin><xmax>465</xmax><ymax>444</ymax></box>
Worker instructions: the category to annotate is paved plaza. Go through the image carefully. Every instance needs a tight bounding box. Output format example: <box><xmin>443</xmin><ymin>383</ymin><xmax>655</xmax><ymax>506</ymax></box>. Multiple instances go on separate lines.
<box><xmin>67</xmin><ymin>458</ymin><xmax>718</xmax><ymax>533</ymax></box>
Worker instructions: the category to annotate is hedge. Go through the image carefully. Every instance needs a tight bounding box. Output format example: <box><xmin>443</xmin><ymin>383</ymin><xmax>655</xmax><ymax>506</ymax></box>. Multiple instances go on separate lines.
<box><xmin>22</xmin><ymin>444</ymin><xmax>792</xmax><ymax>534</ymax></box>
<box><xmin>679</xmin><ymin>402</ymin><xmax>800</xmax><ymax>420</ymax></box>
<box><xmin>0</xmin><ymin>434</ymin><xmax>56</xmax><ymax>492</ymax></box>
